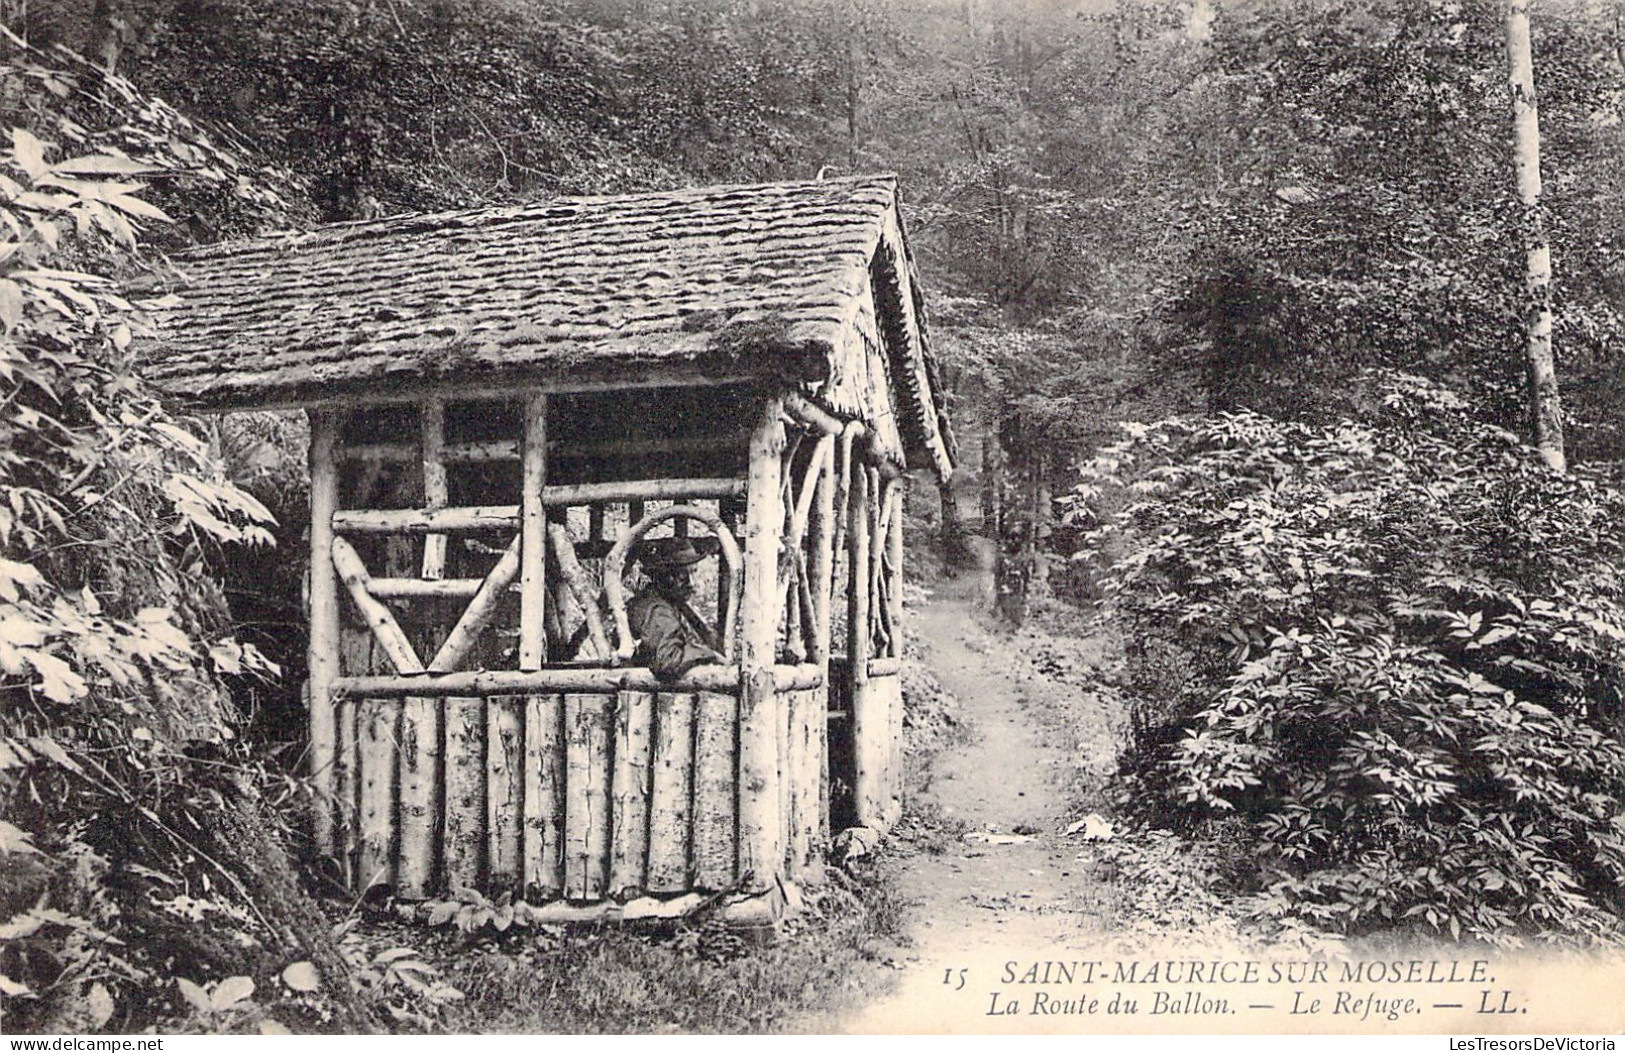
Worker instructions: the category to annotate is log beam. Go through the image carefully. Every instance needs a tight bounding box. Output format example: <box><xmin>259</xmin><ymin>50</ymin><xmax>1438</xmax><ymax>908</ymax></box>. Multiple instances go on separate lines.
<box><xmin>331</xmin><ymin>479</ymin><xmax>746</xmax><ymax>533</ymax></box>
<box><xmin>330</xmin><ymin>537</ymin><xmax>425</xmax><ymax>675</ymax></box>
<box><xmin>428</xmin><ymin>533</ymin><xmax>523</xmax><ymax>673</ymax></box>
<box><xmin>548</xmin><ymin>522</ymin><xmax>612</xmax><ymax>659</ymax></box>
<box><xmin>332</xmin><ymin>663</ymin><xmax>824</xmax><ymax>698</ymax></box>
<box><xmin>341</xmin><ymin>431</ymin><xmax>746</xmax><ymax>465</ymax></box>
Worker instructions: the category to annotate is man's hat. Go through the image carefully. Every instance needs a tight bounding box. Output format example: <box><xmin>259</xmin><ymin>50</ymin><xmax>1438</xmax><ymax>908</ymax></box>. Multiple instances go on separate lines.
<box><xmin>638</xmin><ymin>537</ymin><xmax>705</xmax><ymax>568</ymax></box>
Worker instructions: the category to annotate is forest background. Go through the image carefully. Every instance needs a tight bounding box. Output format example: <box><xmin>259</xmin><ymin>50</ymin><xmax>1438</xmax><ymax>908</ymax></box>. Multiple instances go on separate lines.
<box><xmin>4</xmin><ymin>0</ymin><xmax>1625</xmax><ymax>1034</ymax></box>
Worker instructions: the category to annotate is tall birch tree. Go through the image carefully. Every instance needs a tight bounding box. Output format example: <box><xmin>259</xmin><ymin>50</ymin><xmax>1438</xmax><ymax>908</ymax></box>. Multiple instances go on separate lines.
<box><xmin>1506</xmin><ymin>0</ymin><xmax>1566</xmax><ymax>471</ymax></box>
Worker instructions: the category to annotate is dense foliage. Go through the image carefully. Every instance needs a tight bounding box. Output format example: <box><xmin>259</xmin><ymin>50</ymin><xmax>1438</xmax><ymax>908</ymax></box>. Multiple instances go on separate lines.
<box><xmin>1070</xmin><ymin>374</ymin><xmax>1625</xmax><ymax>944</ymax></box>
<box><xmin>0</xmin><ymin>34</ymin><xmax>375</xmax><ymax>1032</ymax></box>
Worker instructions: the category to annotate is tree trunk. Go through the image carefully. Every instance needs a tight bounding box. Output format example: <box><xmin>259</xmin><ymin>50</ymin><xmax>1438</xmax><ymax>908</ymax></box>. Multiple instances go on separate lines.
<box><xmin>845</xmin><ymin>5</ymin><xmax>863</xmax><ymax>172</ymax></box>
<box><xmin>993</xmin><ymin>410</ymin><xmax>1031</xmax><ymax>625</ymax></box>
<box><xmin>1028</xmin><ymin>447</ymin><xmax>1051</xmax><ymax>597</ymax></box>
<box><xmin>1506</xmin><ymin>0</ymin><xmax>1566</xmax><ymax>471</ymax></box>
<box><xmin>938</xmin><ymin>476</ymin><xmax>964</xmax><ymax>549</ymax></box>
<box><xmin>980</xmin><ymin>425</ymin><xmax>1001</xmax><ymax>535</ymax></box>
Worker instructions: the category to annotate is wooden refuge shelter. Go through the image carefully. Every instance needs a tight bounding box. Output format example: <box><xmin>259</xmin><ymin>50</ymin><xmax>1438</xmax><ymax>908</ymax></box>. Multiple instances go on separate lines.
<box><xmin>147</xmin><ymin>174</ymin><xmax>954</xmax><ymax>925</ymax></box>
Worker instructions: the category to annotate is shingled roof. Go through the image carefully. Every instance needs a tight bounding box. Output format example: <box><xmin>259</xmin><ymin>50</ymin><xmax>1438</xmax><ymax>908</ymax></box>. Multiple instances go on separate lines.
<box><xmin>146</xmin><ymin>174</ymin><xmax>953</xmax><ymax>475</ymax></box>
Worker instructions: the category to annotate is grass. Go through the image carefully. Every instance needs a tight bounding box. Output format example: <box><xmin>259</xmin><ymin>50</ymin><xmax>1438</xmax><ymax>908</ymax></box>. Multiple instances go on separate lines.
<box><xmin>422</xmin><ymin>869</ymin><xmax>909</xmax><ymax>1033</ymax></box>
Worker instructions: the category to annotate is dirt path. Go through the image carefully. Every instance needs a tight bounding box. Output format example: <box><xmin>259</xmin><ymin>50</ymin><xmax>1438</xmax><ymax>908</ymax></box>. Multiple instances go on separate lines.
<box><xmin>827</xmin><ymin>544</ymin><xmax>1119</xmax><ymax>1033</ymax></box>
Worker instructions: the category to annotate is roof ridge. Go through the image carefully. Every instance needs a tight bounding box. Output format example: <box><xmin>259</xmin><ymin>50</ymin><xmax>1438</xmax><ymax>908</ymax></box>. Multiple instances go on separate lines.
<box><xmin>183</xmin><ymin>173</ymin><xmax>899</xmax><ymax>259</ymax></box>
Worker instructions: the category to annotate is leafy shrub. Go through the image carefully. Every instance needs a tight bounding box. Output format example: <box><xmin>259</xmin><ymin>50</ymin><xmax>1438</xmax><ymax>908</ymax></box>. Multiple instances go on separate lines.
<box><xmin>0</xmin><ymin>35</ymin><xmax>369</xmax><ymax>1033</ymax></box>
<box><xmin>1068</xmin><ymin>373</ymin><xmax>1625</xmax><ymax>945</ymax></box>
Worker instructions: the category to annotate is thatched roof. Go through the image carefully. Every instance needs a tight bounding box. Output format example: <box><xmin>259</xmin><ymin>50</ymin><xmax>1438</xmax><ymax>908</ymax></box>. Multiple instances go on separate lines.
<box><xmin>146</xmin><ymin>174</ymin><xmax>954</xmax><ymax>476</ymax></box>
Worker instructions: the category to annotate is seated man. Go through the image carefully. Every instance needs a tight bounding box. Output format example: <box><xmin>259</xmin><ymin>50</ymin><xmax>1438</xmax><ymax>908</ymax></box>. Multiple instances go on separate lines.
<box><xmin>627</xmin><ymin>537</ymin><xmax>725</xmax><ymax>681</ymax></box>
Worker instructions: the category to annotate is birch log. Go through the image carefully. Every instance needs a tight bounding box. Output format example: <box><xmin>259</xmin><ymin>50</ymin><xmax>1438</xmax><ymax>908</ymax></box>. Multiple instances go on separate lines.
<box><xmin>887</xmin><ymin>484</ymin><xmax>906</xmax><ymax>819</ymax></box>
<box><xmin>610</xmin><ymin>691</ymin><xmax>653</xmax><ymax>897</ymax></box>
<box><xmin>786</xmin><ymin>688</ymin><xmax>812</xmax><ymax>875</ymax></box>
<box><xmin>738</xmin><ymin>398</ymin><xmax>786</xmax><ymax>895</ymax></box>
<box><xmin>692</xmin><ymin>690</ymin><xmax>738</xmax><ymax>890</ymax></box>
<box><xmin>516</xmin><ymin>395</ymin><xmax>549</xmax><ymax>894</ymax></box>
<box><xmin>519</xmin><ymin>392</ymin><xmax>547</xmax><ymax>660</ymax></box>
<box><xmin>565</xmin><ymin>693</ymin><xmax>612</xmax><ymax>900</ymax></box>
<box><xmin>330</xmin><ymin>538</ymin><xmax>424</xmax><ymax>674</ymax></box>
<box><xmin>809</xmin><ymin>444</ymin><xmax>836</xmax><ymax>848</ymax></box>
<box><xmin>443</xmin><ymin>695</ymin><xmax>486</xmax><ymax>889</ymax></box>
<box><xmin>356</xmin><ymin>696</ymin><xmax>398</xmax><ymax>891</ymax></box>
<box><xmin>421</xmin><ymin>399</ymin><xmax>448</xmax><ymax>579</ymax></box>
<box><xmin>307</xmin><ymin>410</ymin><xmax>341</xmax><ymax>854</ymax></box>
<box><xmin>777</xmin><ymin>668</ymin><xmax>792</xmax><ymax>872</ymax></box>
<box><xmin>522</xmin><ymin>693</ymin><xmax>566</xmax><ymax>897</ymax></box>
<box><xmin>548</xmin><ymin>522</ymin><xmax>611</xmax><ymax>658</ymax></box>
<box><xmin>887</xmin><ymin>484</ymin><xmax>904</xmax><ymax>659</ymax></box>
<box><xmin>487</xmin><ymin>695</ymin><xmax>524</xmax><ymax>891</ymax></box>
<box><xmin>848</xmin><ymin>466</ymin><xmax>878</xmax><ymax>828</ymax></box>
<box><xmin>396</xmin><ymin>694</ymin><xmax>439</xmax><ymax>898</ymax></box>
<box><xmin>336</xmin><ymin>695</ymin><xmax>358</xmax><ymax>882</ymax></box>
<box><xmin>647</xmin><ymin>692</ymin><xmax>695</xmax><ymax>892</ymax></box>
<box><xmin>808</xmin><ymin>442</ymin><xmax>836</xmax><ymax>666</ymax></box>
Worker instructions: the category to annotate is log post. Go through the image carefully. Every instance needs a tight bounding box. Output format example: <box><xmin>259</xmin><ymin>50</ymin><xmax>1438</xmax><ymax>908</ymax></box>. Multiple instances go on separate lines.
<box><xmin>808</xmin><ymin>441</ymin><xmax>836</xmax><ymax>849</ymax></box>
<box><xmin>888</xmin><ymin>483</ymin><xmax>905</xmax><ymax>659</ymax></box>
<box><xmin>887</xmin><ymin>481</ymin><xmax>906</xmax><ymax>818</ymax></box>
<box><xmin>396</xmin><ymin>691</ymin><xmax>439</xmax><ymax>898</ymax></box>
<box><xmin>519</xmin><ymin>393</ymin><xmax>551</xmax><ymax>896</ymax></box>
<box><xmin>519</xmin><ymin>393</ymin><xmax>548</xmax><ymax>667</ymax></box>
<box><xmin>738</xmin><ymin>397</ymin><xmax>786</xmax><ymax>898</ymax></box>
<box><xmin>809</xmin><ymin>441</ymin><xmax>836</xmax><ymax>666</ymax></box>
<box><xmin>337</xmin><ymin>695</ymin><xmax>358</xmax><ymax>882</ymax></box>
<box><xmin>307</xmin><ymin>409</ymin><xmax>342</xmax><ymax>854</ymax></box>
<box><xmin>847</xmin><ymin>463</ymin><xmax>878</xmax><ymax>827</ymax></box>
<box><xmin>406</xmin><ymin>401</ymin><xmax>451</xmax><ymax>897</ymax></box>
<box><xmin>443</xmin><ymin>695</ymin><xmax>486</xmax><ymax>889</ymax></box>
<box><xmin>869</xmin><ymin>468</ymin><xmax>891</xmax><ymax>816</ymax></box>
<box><xmin>832</xmin><ymin>422</ymin><xmax>863</xmax><ymax>555</ymax></box>
<box><xmin>421</xmin><ymin>399</ymin><xmax>448</xmax><ymax>579</ymax></box>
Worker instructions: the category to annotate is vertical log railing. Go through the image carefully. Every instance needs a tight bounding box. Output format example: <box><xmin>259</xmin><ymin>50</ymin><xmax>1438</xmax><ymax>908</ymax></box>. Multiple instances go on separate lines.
<box><xmin>307</xmin><ymin>409</ymin><xmax>342</xmax><ymax>855</ymax></box>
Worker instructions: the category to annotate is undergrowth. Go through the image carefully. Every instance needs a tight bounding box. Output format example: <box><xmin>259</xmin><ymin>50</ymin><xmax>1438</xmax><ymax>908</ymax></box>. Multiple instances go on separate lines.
<box><xmin>1069</xmin><ymin>372</ymin><xmax>1625</xmax><ymax>946</ymax></box>
<box><xmin>412</xmin><ymin>867</ymin><xmax>907</xmax><ymax>1033</ymax></box>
